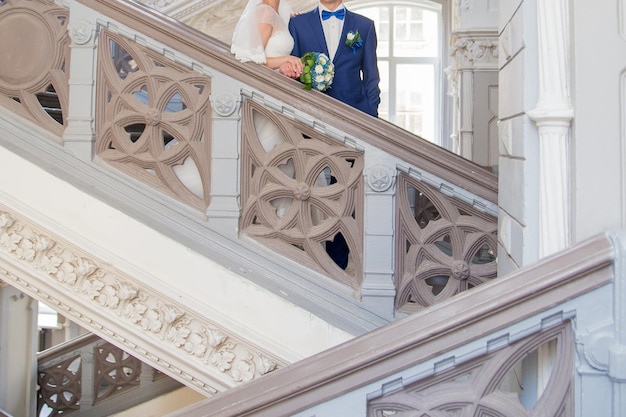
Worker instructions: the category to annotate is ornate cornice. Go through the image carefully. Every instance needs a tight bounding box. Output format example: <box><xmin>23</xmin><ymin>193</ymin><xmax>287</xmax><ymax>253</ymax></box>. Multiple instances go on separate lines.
<box><xmin>0</xmin><ymin>204</ymin><xmax>285</xmax><ymax>395</ymax></box>
<box><xmin>450</xmin><ymin>30</ymin><xmax>499</xmax><ymax>70</ymax></box>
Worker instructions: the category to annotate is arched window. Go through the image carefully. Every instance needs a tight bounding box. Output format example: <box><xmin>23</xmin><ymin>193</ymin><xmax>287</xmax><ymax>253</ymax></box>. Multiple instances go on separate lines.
<box><xmin>347</xmin><ymin>0</ymin><xmax>448</xmax><ymax>145</ymax></box>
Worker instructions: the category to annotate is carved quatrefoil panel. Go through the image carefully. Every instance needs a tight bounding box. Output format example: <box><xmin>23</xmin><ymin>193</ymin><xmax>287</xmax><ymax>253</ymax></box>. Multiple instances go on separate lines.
<box><xmin>0</xmin><ymin>0</ymin><xmax>69</xmax><ymax>138</ymax></box>
<box><xmin>395</xmin><ymin>173</ymin><xmax>497</xmax><ymax>313</ymax></box>
<box><xmin>240</xmin><ymin>100</ymin><xmax>364</xmax><ymax>290</ymax></box>
<box><xmin>368</xmin><ymin>324</ymin><xmax>573</xmax><ymax>417</ymax></box>
<box><xmin>37</xmin><ymin>355</ymin><xmax>81</xmax><ymax>416</ymax></box>
<box><xmin>95</xmin><ymin>31</ymin><xmax>212</xmax><ymax>211</ymax></box>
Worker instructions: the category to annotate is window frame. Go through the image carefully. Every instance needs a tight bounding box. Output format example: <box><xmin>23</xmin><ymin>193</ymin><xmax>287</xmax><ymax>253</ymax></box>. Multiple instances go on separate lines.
<box><xmin>346</xmin><ymin>0</ymin><xmax>450</xmax><ymax>147</ymax></box>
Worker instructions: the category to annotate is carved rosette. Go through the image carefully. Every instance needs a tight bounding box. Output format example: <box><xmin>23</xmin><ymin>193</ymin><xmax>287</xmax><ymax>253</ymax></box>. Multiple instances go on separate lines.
<box><xmin>450</xmin><ymin>32</ymin><xmax>499</xmax><ymax>70</ymax></box>
<box><xmin>365</xmin><ymin>165</ymin><xmax>395</xmax><ymax>193</ymax></box>
<box><xmin>95</xmin><ymin>30</ymin><xmax>213</xmax><ymax>211</ymax></box>
<box><xmin>395</xmin><ymin>173</ymin><xmax>497</xmax><ymax>313</ymax></box>
<box><xmin>240</xmin><ymin>100</ymin><xmax>364</xmax><ymax>290</ymax></box>
<box><xmin>211</xmin><ymin>91</ymin><xmax>239</xmax><ymax>117</ymax></box>
<box><xmin>0</xmin><ymin>0</ymin><xmax>70</xmax><ymax>137</ymax></box>
<box><xmin>68</xmin><ymin>19</ymin><xmax>93</xmax><ymax>45</ymax></box>
<box><xmin>0</xmin><ymin>208</ymin><xmax>283</xmax><ymax>392</ymax></box>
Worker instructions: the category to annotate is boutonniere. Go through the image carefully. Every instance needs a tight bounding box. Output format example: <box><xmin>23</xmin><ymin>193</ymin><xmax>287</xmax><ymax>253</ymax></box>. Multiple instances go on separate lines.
<box><xmin>345</xmin><ymin>30</ymin><xmax>363</xmax><ymax>54</ymax></box>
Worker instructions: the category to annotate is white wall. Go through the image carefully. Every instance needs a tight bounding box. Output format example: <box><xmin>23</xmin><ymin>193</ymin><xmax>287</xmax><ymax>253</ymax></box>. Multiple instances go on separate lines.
<box><xmin>497</xmin><ymin>0</ymin><xmax>541</xmax><ymax>273</ymax></box>
<box><xmin>572</xmin><ymin>0</ymin><xmax>626</xmax><ymax>242</ymax></box>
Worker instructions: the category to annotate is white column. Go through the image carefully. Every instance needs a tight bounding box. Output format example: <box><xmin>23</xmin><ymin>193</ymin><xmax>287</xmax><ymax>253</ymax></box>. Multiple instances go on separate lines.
<box><xmin>0</xmin><ymin>284</ymin><xmax>38</xmax><ymax>417</ymax></box>
<box><xmin>527</xmin><ymin>0</ymin><xmax>574</xmax><ymax>257</ymax></box>
<box><xmin>459</xmin><ymin>70</ymin><xmax>475</xmax><ymax>161</ymax></box>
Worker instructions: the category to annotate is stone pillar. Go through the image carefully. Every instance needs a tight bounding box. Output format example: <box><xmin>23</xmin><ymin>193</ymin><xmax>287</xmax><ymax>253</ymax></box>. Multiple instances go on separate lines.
<box><xmin>207</xmin><ymin>85</ymin><xmax>242</xmax><ymax>235</ymax></box>
<box><xmin>361</xmin><ymin>165</ymin><xmax>396</xmax><ymax>320</ymax></box>
<box><xmin>527</xmin><ymin>0</ymin><xmax>574</xmax><ymax>257</ymax></box>
<box><xmin>63</xmin><ymin>18</ymin><xmax>98</xmax><ymax>161</ymax></box>
<box><xmin>449</xmin><ymin>31</ymin><xmax>499</xmax><ymax>164</ymax></box>
<box><xmin>0</xmin><ymin>283</ymin><xmax>38</xmax><ymax>417</ymax></box>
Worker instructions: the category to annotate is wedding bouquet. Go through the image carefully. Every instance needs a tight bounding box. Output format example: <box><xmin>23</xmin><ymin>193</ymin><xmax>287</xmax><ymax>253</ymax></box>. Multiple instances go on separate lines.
<box><xmin>299</xmin><ymin>52</ymin><xmax>334</xmax><ymax>92</ymax></box>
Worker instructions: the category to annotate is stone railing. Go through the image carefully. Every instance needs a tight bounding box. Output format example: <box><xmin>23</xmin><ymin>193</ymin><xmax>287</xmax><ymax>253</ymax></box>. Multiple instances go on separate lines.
<box><xmin>0</xmin><ymin>0</ymin><xmax>496</xmax><ymax>325</ymax></box>
<box><xmin>167</xmin><ymin>230</ymin><xmax>624</xmax><ymax>416</ymax></box>
<box><xmin>37</xmin><ymin>333</ymin><xmax>182</xmax><ymax>416</ymax></box>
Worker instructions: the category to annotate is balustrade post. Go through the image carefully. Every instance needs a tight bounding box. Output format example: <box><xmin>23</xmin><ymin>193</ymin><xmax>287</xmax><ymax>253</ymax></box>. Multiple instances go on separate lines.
<box><xmin>207</xmin><ymin>84</ymin><xmax>242</xmax><ymax>235</ymax></box>
<box><xmin>139</xmin><ymin>362</ymin><xmax>154</xmax><ymax>387</ymax></box>
<box><xmin>80</xmin><ymin>345</ymin><xmax>96</xmax><ymax>409</ymax></box>
<box><xmin>64</xmin><ymin>13</ymin><xmax>98</xmax><ymax>161</ymax></box>
<box><xmin>527</xmin><ymin>0</ymin><xmax>574</xmax><ymax>257</ymax></box>
<box><xmin>361</xmin><ymin>165</ymin><xmax>396</xmax><ymax>320</ymax></box>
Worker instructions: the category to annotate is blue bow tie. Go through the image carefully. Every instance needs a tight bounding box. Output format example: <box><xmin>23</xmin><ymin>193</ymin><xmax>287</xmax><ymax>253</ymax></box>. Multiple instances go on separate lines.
<box><xmin>321</xmin><ymin>9</ymin><xmax>345</xmax><ymax>20</ymax></box>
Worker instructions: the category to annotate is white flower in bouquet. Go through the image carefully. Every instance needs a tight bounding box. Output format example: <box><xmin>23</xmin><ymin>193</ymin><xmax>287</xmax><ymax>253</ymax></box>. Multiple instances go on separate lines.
<box><xmin>299</xmin><ymin>52</ymin><xmax>335</xmax><ymax>92</ymax></box>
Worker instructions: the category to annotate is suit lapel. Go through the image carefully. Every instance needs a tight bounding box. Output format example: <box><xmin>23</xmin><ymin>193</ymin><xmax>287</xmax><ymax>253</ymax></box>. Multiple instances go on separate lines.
<box><xmin>308</xmin><ymin>8</ymin><xmax>329</xmax><ymax>56</ymax></box>
<box><xmin>333</xmin><ymin>10</ymin><xmax>352</xmax><ymax>63</ymax></box>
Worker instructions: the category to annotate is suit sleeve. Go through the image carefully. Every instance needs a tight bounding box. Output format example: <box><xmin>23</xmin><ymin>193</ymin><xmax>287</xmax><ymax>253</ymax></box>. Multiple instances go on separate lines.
<box><xmin>361</xmin><ymin>20</ymin><xmax>381</xmax><ymax>117</ymax></box>
<box><xmin>288</xmin><ymin>19</ymin><xmax>301</xmax><ymax>58</ymax></box>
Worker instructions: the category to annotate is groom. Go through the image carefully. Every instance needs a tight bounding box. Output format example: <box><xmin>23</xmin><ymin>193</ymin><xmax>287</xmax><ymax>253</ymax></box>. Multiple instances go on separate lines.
<box><xmin>282</xmin><ymin>0</ymin><xmax>381</xmax><ymax>117</ymax></box>
<box><xmin>281</xmin><ymin>0</ymin><xmax>381</xmax><ymax>270</ymax></box>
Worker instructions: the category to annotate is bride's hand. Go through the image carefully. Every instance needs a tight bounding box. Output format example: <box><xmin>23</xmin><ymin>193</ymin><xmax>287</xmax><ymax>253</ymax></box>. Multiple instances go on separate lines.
<box><xmin>279</xmin><ymin>57</ymin><xmax>303</xmax><ymax>79</ymax></box>
<box><xmin>289</xmin><ymin>57</ymin><xmax>303</xmax><ymax>75</ymax></box>
<box><xmin>279</xmin><ymin>62</ymin><xmax>300</xmax><ymax>78</ymax></box>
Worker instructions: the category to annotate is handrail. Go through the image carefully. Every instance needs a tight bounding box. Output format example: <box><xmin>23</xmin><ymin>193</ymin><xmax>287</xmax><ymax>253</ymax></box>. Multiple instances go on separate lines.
<box><xmin>167</xmin><ymin>231</ymin><xmax>615</xmax><ymax>416</ymax></box>
<box><xmin>79</xmin><ymin>0</ymin><xmax>497</xmax><ymax>203</ymax></box>
<box><xmin>37</xmin><ymin>332</ymin><xmax>99</xmax><ymax>363</ymax></box>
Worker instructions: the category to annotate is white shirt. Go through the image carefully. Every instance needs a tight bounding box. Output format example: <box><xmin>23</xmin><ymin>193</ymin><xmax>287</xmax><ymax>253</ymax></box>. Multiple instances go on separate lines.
<box><xmin>319</xmin><ymin>4</ymin><xmax>345</xmax><ymax>61</ymax></box>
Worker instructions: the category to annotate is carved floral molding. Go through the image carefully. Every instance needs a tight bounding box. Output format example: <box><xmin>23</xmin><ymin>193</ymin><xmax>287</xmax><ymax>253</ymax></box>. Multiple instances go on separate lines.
<box><xmin>0</xmin><ymin>205</ymin><xmax>285</xmax><ymax>395</ymax></box>
<box><xmin>450</xmin><ymin>31</ymin><xmax>499</xmax><ymax>70</ymax></box>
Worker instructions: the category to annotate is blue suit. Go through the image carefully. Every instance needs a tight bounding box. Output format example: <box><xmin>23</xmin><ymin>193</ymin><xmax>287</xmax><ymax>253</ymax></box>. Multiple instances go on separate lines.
<box><xmin>288</xmin><ymin>7</ymin><xmax>381</xmax><ymax>117</ymax></box>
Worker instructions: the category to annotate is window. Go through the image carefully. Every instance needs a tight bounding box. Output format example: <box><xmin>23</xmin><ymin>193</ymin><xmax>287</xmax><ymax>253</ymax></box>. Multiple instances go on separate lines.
<box><xmin>347</xmin><ymin>1</ymin><xmax>446</xmax><ymax>144</ymax></box>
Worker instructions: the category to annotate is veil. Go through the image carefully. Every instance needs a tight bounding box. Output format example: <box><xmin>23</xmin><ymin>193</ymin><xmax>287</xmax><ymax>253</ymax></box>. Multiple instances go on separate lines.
<box><xmin>231</xmin><ymin>0</ymin><xmax>293</xmax><ymax>64</ymax></box>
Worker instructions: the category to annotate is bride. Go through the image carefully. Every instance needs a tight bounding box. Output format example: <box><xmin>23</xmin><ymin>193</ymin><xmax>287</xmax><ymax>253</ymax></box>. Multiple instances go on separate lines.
<box><xmin>231</xmin><ymin>0</ymin><xmax>303</xmax><ymax>76</ymax></box>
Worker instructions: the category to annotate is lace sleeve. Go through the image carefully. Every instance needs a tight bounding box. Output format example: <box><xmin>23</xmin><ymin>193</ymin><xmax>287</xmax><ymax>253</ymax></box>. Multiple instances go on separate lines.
<box><xmin>231</xmin><ymin>0</ymin><xmax>267</xmax><ymax>64</ymax></box>
<box><xmin>256</xmin><ymin>4</ymin><xmax>277</xmax><ymax>25</ymax></box>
